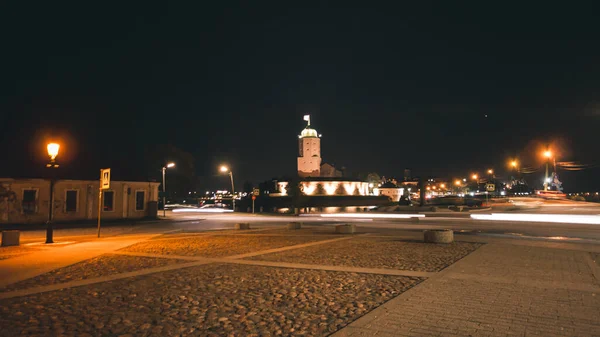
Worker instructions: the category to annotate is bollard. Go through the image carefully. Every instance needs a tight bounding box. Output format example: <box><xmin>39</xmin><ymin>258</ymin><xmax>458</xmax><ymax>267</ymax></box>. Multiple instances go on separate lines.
<box><xmin>234</xmin><ymin>223</ymin><xmax>251</xmax><ymax>230</ymax></box>
<box><xmin>335</xmin><ymin>224</ymin><xmax>356</xmax><ymax>234</ymax></box>
<box><xmin>423</xmin><ymin>229</ymin><xmax>454</xmax><ymax>243</ymax></box>
<box><xmin>287</xmin><ymin>222</ymin><xmax>302</xmax><ymax>230</ymax></box>
<box><xmin>1</xmin><ymin>230</ymin><xmax>20</xmax><ymax>247</ymax></box>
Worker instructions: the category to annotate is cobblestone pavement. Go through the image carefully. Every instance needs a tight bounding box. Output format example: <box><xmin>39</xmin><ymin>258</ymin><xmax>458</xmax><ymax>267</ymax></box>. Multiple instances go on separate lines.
<box><xmin>250</xmin><ymin>237</ymin><xmax>482</xmax><ymax>272</ymax></box>
<box><xmin>333</xmin><ymin>243</ymin><xmax>600</xmax><ymax>337</ymax></box>
<box><xmin>0</xmin><ymin>263</ymin><xmax>421</xmax><ymax>337</ymax></box>
<box><xmin>593</xmin><ymin>253</ymin><xmax>600</xmax><ymax>267</ymax></box>
<box><xmin>121</xmin><ymin>235</ymin><xmax>330</xmax><ymax>257</ymax></box>
<box><xmin>1</xmin><ymin>254</ymin><xmax>188</xmax><ymax>293</ymax></box>
<box><xmin>3</xmin><ymin>225</ymin><xmax>598</xmax><ymax>337</ymax></box>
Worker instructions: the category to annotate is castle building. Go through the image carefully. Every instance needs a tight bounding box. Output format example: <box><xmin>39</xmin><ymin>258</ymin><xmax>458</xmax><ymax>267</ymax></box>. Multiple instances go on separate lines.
<box><xmin>297</xmin><ymin>115</ymin><xmax>322</xmax><ymax>177</ymax></box>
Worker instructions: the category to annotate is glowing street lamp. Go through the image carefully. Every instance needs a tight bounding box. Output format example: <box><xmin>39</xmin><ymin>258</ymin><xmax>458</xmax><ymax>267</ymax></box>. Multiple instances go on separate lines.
<box><xmin>220</xmin><ymin>165</ymin><xmax>236</xmax><ymax>211</ymax></box>
<box><xmin>543</xmin><ymin>150</ymin><xmax>552</xmax><ymax>191</ymax></box>
<box><xmin>455</xmin><ymin>180</ymin><xmax>461</xmax><ymax>186</ymax></box>
<box><xmin>487</xmin><ymin>169</ymin><xmax>493</xmax><ymax>175</ymax></box>
<box><xmin>45</xmin><ymin>142</ymin><xmax>60</xmax><ymax>244</ymax></box>
<box><xmin>472</xmin><ymin>174</ymin><xmax>478</xmax><ymax>180</ymax></box>
<box><xmin>162</xmin><ymin>162</ymin><xmax>175</xmax><ymax>217</ymax></box>
<box><xmin>47</xmin><ymin>143</ymin><xmax>60</xmax><ymax>163</ymax></box>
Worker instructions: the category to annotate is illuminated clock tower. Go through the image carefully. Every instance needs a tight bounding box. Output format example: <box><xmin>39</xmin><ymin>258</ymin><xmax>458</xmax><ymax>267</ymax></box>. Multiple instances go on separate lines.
<box><xmin>297</xmin><ymin>115</ymin><xmax>322</xmax><ymax>177</ymax></box>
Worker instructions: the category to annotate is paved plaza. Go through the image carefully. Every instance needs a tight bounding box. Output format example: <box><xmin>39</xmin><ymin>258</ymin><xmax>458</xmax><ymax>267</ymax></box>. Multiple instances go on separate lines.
<box><xmin>1</xmin><ymin>223</ymin><xmax>600</xmax><ymax>336</ymax></box>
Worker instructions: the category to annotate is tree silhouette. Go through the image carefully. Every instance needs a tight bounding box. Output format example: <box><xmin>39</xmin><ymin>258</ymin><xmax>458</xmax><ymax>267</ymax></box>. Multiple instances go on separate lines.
<box><xmin>243</xmin><ymin>181</ymin><xmax>253</xmax><ymax>194</ymax></box>
<box><xmin>286</xmin><ymin>178</ymin><xmax>307</xmax><ymax>212</ymax></box>
<box><xmin>366</xmin><ymin>172</ymin><xmax>381</xmax><ymax>185</ymax></box>
<box><xmin>315</xmin><ymin>183</ymin><xmax>326</xmax><ymax>195</ymax></box>
<box><xmin>335</xmin><ymin>183</ymin><xmax>346</xmax><ymax>195</ymax></box>
<box><xmin>144</xmin><ymin>144</ymin><xmax>196</xmax><ymax>198</ymax></box>
<box><xmin>353</xmin><ymin>186</ymin><xmax>361</xmax><ymax>195</ymax></box>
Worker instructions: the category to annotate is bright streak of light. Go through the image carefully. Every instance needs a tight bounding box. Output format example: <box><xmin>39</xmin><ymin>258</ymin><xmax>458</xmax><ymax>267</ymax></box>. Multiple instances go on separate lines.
<box><xmin>302</xmin><ymin>213</ymin><xmax>425</xmax><ymax>219</ymax></box>
<box><xmin>471</xmin><ymin>213</ymin><xmax>600</xmax><ymax>225</ymax></box>
<box><xmin>172</xmin><ymin>208</ymin><xmax>233</xmax><ymax>213</ymax></box>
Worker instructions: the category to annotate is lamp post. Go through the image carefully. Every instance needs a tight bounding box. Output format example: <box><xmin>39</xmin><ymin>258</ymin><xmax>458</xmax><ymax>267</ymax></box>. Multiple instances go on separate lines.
<box><xmin>45</xmin><ymin>143</ymin><xmax>60</xmax><ymax>244</ymax></box>
<box><xmin>543</xmin><ymin>150</ymin><xmax>552</xmax><ymax>191</ymax></box>
<box><xmin>220</xmin><ymin>165</ymin><xmax>236</xmax><ymax>211</ymax></box>
<box><xmin>162</xmin><ymin>162</ymin><xmax>175</xmax><ymax>217</ymax></box>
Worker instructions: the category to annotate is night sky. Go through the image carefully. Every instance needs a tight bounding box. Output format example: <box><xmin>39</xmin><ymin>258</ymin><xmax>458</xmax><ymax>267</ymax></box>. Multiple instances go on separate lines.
<box><xmin>2</xmin><ymin>3</ymin><xmax>599</xmax><ymax>192</ymax></box>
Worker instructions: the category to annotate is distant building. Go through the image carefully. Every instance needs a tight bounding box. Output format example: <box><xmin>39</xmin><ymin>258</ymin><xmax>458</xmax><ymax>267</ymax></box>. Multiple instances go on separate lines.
<box><xmin>320</xmin><ymin>163</ymin><xmax>343</xmax><ymax>178</ymax></box>
<box><xmin>297</xmin><ymin>115</ymin><xmax>322</xmax><ymax>177</ymax></box>
<box><xmin>275</xmin><ymin>178</ymin><xmax>369</xmax><ymax>197</ymax></box>
<box><xmin>0</xmin><ymin>178</ymin><xmax>160</xmax><ymax>225</ymax></box>
<box><xmin>377</xmin><ymin>181</ymin><xmax>404</xmax><ymax>202</ymax></box>
<box><xmin>403</xmin><ymin>169</ymin><xmax>411</xmax><ymax>181</ymax></box>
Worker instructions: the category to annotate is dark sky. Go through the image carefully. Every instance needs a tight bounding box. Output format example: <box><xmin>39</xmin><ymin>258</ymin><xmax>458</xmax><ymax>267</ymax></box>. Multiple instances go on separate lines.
<box><xmin>1</xmin><ymin>2</ymin><xmax>599</xmax><ymax>192</ymax></box>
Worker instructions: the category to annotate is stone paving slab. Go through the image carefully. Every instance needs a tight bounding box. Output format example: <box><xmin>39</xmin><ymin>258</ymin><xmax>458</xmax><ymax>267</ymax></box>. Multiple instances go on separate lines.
<box><xmin>450</xmin><ymin>244</ymin><xmax>599</xmax><ymax>287</ymax></box>
<box><xmin>120</xmin><ymin>234</ymin><xmax>333</xmax><ymax>257</ymax></box>
<box><xmin>1</xmin><ymin>254</ymin><xmax>188</xmax><ymax>293</ymax></box>
<box><xmin>333</xmin><ymin>243</ymin><xmax>600</xmax><ymax>337</ymax></box>
<box><xmin>249</xmin><ymin>237</ymin><xmax>482</xmax><ymax>272</ymax></box>
<box><xmin>0</xmin><ymin>263</ymin><xmax>422</xmax><ymax>337</ymax></box>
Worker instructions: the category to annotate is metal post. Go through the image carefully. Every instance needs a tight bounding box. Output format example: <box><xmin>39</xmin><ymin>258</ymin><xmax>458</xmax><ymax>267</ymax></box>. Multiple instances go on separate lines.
<box><xmin>544</xmin><ymin>160</ymin><xmax>549</xmax><ymax>191</ymax></box>
<box><xmin>162</xmin><ymin>166</ymin><xmax>166</xmax><ymax>217</ymax></box>
<box><xmin>252</xmin><ymin>198</ymin><xmax>255</xmax><ymax>214</ymax></box>
<box><xmin>97</xmin><ymin>180</ymin><xmax>102</xmax><ymax>238</ymax></box>
<box><xmin>229</xmin><ymin>171</ymin><xmax>235</xmax><ymax>212</ymax></box>
<box><xmin>45</xmin><ymin>179</ymin><xmax>54</xmax><ymax>244</ymax></box>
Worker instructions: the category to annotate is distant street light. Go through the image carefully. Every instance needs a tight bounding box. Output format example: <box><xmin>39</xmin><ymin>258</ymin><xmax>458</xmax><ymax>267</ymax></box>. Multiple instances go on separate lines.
<box><xmin>162</xmin><ymin>162</ymin><xmax>175</xmax><ymax>217</ymax></box>
<box><xmin>472</xmin><ymin>174</ymin><xmax>478</xmax><ymax>180</ymax></box>
<box><xmin>487</xmin><ymin>169</ymin><xmax>493</xmax><ymax>175</ymax></box>
<box><xmin>45</xmin><ymin>142</ymin><xmax>60</xmax><ymax>244</ymax></box>
<box><xmin>220</xmin><ymin>165</ymin><xmax>236</xmax><ymax>211</ymax></box>
<box><xmin>543</xmin><ymin>150</ymin><xmax>552</xmax><ymax>191</ymax></box>
<box><xmin>455</xmin><ymin>180</ymin><xmax>461</xmax><ymax>186</ymax></box>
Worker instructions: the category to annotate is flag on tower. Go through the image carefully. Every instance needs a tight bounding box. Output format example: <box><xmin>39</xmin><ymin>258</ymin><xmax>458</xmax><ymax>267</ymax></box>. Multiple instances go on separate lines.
<box><xmin>303</xmin><ymin>114</ymin><xmax>310</xmax><ymax>125</ymax></box>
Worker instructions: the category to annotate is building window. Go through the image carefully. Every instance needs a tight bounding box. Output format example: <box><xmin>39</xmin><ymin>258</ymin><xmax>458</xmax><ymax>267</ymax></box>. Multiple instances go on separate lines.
<box><xmin>22</xmin><ymin>189</ymin><xmax>37</xmax><ymax>214</ymax></box>
<box><xmin>65</xmin><ymin>190</ymin><xmax>78</xmax><ymax>212</ymax></box>
<box><xmin>103</xmin><ymin>191</ymin><xmax>114</xmax><ymax>212</ymax></box>
<box><xmin>135</xmin><ymin>191</ymin><xmax>145</xmax><ymax>211</ymax></box>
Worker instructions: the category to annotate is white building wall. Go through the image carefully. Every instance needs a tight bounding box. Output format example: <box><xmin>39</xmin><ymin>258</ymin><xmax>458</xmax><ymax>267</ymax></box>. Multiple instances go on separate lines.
<box><xmin>276</xmin><ymin>181</ymin><xmax>370</xmax><ymax>196</ymax></box>
<box><xmin>0</xmin><ymin>178</ymin><xmax>160</xmax><ymax>225</ymax></box>
<box><xmin>378</xmin><ymin>188</ymin><xmax>404</xmax><ymax>202</ymax></box>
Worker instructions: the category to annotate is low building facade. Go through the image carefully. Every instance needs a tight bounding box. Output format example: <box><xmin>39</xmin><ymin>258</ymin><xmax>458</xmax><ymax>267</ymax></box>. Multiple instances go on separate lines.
<box><xmin>275</xmin><ymin>179</ymin><xmax>369</xmax><ymax>197</ymax></box>
<box><xmin>0</xmin><ymin>178</ymin><xmax>160</xmax><ymax>225</ymax></box>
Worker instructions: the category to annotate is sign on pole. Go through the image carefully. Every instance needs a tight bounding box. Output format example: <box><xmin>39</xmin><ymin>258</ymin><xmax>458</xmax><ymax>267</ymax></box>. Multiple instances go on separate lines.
<box><xmin>101</xmin><ymin>168</ymin><xmax>111</xmax><ymax>190</ymax></box>
<box><xmin>485</xmin><ymin>183</ymin><xmax>495</xmax><ymax>192</ymax></box>
<box><xmin>253</xmin><ymin>188</ymin><xmax>260</xmax><ymax>196</ymax></box>
<box><xmin>98</xmin><ymin>168</ymin><xmax>111</xmax><ymax>238</ymax></box>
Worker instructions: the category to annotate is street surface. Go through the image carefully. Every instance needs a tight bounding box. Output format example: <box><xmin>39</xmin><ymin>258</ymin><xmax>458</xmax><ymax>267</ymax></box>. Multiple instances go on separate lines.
<box><xmin>1</xmin><ymin>202</ymin><xmax>600</xmax><ymax>336</ymax></box>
